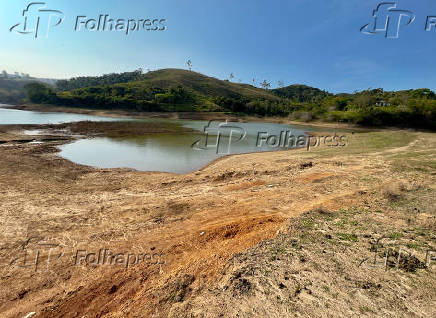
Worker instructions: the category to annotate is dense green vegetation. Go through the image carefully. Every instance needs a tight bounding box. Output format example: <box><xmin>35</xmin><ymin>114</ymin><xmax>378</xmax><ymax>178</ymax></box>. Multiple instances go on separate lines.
<box><xmin>13</xmin><ymin>69</ymin><xmax>436</xmax><ymax>129</ymax></box>
<box><xmin>46</xmin><ymin>69</ymin><xmax>283</xmax><ymax>112</ymax></box>
<box><xmin>322</xmin><ymin>88</ymin><xmax>436</xmax><ymax>128</ymax></box>
<box><xmin>272</xmin><ymin>84</ymin><xmax>330</xmax><ymax>103</ymax></box>
<box><xmin>56</xmin><ymin>70</ymin><xmax>144</xmax><ymax>91</ymax></box>
<box><xmin>0</xmin><ymin>78</ymin><xmax>35</xmax><ymax>104</ymax></box>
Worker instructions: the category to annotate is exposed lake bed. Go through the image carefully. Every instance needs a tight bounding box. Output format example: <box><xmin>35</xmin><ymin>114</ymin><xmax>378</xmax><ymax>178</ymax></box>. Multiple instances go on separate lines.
<box><xmin>1</xmin><ymin>104</ymin><xmax>435</xmax><ymax>318</ymax></box>
<box><xmin>0</xmin><ymin>104</ymin><xmax>315</xmax><ymax>173</ymax></box>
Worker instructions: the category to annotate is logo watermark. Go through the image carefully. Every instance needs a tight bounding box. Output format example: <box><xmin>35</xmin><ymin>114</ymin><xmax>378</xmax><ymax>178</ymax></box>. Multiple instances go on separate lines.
<box><xmin>192</xmin><ymin>120</ymin><xmax>247</xmax><ymax>155</ymax></box>
<box><xmin>8</xmin><ymin>237</ymin><xmax>64</xmax><ymax>272</ymax></box>
<box><xmin>192</xmin><ymin>121</ymin><xmax>348</xmax><ymax>155</ymax></box>
<box><xmin>360</xmin><ymin>2</ymin><xmax>415</xmax><ymax>39</ymax></box>
<box><xmin>75</xmin><ymin>16</ymin><xmax>166</xmax><ymax>35</ymax></box>
<box><xmin>74</xmin><ymin>249</ymin><xmax>165</xmax><ymax>268</ymax></box>
<box><xmin>10</xmin><ymin>2</ymin><xmax>64</xmax><ymax>38</ymax></box>
<box><xmin>256</xmin><ymin>131</ymin><xmax>347</xmax><ymax>151</ymax></box>
<box><xmin>361</xmin><ymin>2</ymin><xmax>436</xmax><ymax>38</ymax></box>
<box><xmin>359</xmin><ymin>236</ymin><xmax>435</xmax><ymax>272</ymax></box>
<box><xmin>8</xmin><ymin>237</ymin><xmax>166</xmax><ymax>272</ymax></box>
<box><xmin>425</xmin><ymin>16</ymin><xmax>436</xmax><ymax>31</ymax></box>
<box><xmin>10</xmin><ymin>2</ymin><xmax>166</xmax><ymax>38</ymax></box>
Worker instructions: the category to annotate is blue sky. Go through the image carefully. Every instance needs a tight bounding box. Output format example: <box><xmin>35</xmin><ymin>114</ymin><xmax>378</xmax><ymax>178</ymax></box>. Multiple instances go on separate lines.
<box><xmin>0</xmin><ymin>0</ymin><xmax>435</xmax><ymax>93</ymax></box>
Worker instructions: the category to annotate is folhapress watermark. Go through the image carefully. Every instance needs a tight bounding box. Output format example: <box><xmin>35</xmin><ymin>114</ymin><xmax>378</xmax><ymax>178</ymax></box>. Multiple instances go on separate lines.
<box><xmin>361</xmin><ymin>2</ymin><xmax>415</xmax><ymax>39</ymax></box>
<box><xmin>74</xmin><ymin>15</ymin><xmax>166</xmax><ymax>35</ymax></box>
<box><xmin>74</xmin><ymin>249</ymin><xmax>166</xmax><ymax>269</ymax></box>
<box><xmin>10</xmin><ymin>2</ymin><xmax>64</xmax><ymax>38</ymax></box>
<box><xmin>8</xmin><ymin>237</ymin><xmax>166</xmax><ymax>272</ymax></box>
<box><xmin>10</xmin><ymin>2</ymin><xmax>166</xmax><ymax>38</ymax></box>
<box><xmin>361</xmin><ymin>2</ymin><xmax>436</xmax><ymax>38</ymax></box>
<box><xmin>8</xmin><ymin>237</ymin><xmax>64</xmax><ymax>272</ymax></box>
<box><xmin>192</xmin><ymin>121</ymin><xmax>348</xmax><ymax>154</ymax></box>
<box><xmin>359</xmin><ymin>236</ymin><xmax>435</xmax><ymax>272</ymax></box>
<box><xmin>256</xmin><ymin>131</ymin><xmax>348</xmax><ymax>151</ymax></box>
<box><xmin>192</xmin><ymin>120</ymin><xmax>247</xmax><ymax>155</ymax></box>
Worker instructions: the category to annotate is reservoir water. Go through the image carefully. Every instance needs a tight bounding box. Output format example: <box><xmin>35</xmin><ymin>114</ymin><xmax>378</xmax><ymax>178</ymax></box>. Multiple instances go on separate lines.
<box><xmin>0</xmin><ymin>104</ymin><xmax>123</xmax><ymax>124</ymax></box>
<box><xmin>0</xmin><ymin>104</ymin><xmax>310</xmax><ymax>173</ymax></box>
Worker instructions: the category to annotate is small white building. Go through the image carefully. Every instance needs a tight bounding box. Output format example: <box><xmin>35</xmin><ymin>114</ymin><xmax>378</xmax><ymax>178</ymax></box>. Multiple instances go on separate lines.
<box><xmin>375</xmin><ymin>101</ymin><xmax>390</xmax><ymax>107</ymax></box>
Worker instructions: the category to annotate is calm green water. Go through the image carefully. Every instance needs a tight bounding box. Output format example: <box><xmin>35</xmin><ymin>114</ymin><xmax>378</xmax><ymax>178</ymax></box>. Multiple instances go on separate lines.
<box><xmin>0</xmin><ymin>104</ymin><xmax>312</xmax><ymax>174</ymax></box>
<box><xmin>59</xmin><ymin>121</ymin><xmax>309</xmax><ymax>173</ymax></box>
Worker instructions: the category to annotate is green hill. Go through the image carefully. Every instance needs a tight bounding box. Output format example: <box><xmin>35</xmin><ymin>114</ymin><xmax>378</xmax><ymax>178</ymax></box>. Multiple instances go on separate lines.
<box><xmin>52</xmin><ymin>68</ymin><xmax>283</xmax><ymax>113</ymax></box>
<box><xmin>272</xmin><ymin>84</ymin><xmax>330</xmax><ymax>103</ymax></box>
<box><xmin>57</xmin><ymin>69</ymin><xmax>278</xmax><ymax>100</ymax></box>
<box><xmin>0</xmin><ymin>77</ymin><xmax>57</xmax><ymax>104</ymax></box>
<box><xmin>22</xmin><ymin>69</ymin><xmax>436</xmax><ymax>129</ymax></box>
<box><xmin>0</xmin><ymin>78</ymin><xmax>38</xmax><ymax>104</ymax></box>
<box><xmin>137</xmin><ymin>69</ymin><xmax>279</xmax><ymax>100</ymax></box>
<box><xmin>55</xmin><ymin>70</ymin><xmax>144</xmax><ymax>91</ymax></box>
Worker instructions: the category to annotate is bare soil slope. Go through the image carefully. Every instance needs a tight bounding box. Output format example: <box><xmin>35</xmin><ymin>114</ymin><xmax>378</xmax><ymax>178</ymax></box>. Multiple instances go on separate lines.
<box><xmin>0</xmin><ymin>127</ymin><xmax>434</xmax><ymax>317</ymax></box>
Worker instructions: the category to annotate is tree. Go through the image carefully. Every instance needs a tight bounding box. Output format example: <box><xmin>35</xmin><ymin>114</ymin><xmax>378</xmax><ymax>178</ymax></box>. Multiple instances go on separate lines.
<box><xmin>1</xmin><ymin>71</ymin><xmax>7</xmax><ymax>78</ymax></box>
<box><xmin>186</xmin><ymin>59</ymin><xmax>192</xmax><ymax>71</ymax></box>
<box><xmin>260</xmin><ymin>80</ymin><xmax>271</xmax><ymax>90</ymax></box>
<box><xmin>355</xmin><ymin>94</ymin><xmax>377</xmax><ymax>108</ymax></box>
<box><xmin>277</xmin><ymin>80</ymin><xmax>284</xmax><ymax>88</ymax></box>
<box><xmin>252</xmin><ymin>78</ymin><xmax>256</xmax><ymax>87</ymax></box>
<box><xmin>24</xmin><ymin>82</ymin><xmax>54</xmax><ymax>103</ymax></box>
<box><xmin>229</xmin><ymin>73</ymin><xmax>234</xmax><ymax>82</ymax></box>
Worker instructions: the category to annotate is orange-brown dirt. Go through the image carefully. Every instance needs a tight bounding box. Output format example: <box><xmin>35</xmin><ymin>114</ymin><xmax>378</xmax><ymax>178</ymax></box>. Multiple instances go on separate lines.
<box><xmin>0</xmin><ymin>123</ymin><xmax>434</xmax><ymax>317</ymax></box>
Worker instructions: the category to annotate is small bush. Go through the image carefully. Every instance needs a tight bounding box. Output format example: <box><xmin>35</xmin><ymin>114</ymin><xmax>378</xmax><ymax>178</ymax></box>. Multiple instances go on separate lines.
<box><xmin>383</xmin><ymin>183</ymin><xmax>406</xmax><ymax>202</ymax></box>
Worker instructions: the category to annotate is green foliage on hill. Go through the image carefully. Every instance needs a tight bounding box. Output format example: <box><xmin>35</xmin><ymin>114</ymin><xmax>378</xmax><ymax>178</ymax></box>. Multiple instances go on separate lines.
<box><xmin>272</xmin><ymin>84</ymin><xmax>331</xmax><ymax>103</ymax></box>
<box><xmin>19</xmin><ymin>69</ymin><xmax>436</xmax><ymax>129</ymax></box>
<box><xmin>50</xmin><ymin>69</ymin><xmax>283</xmax><ymax>112</ymax></box>
<box><xmin>322</xmin><ymin>88</ymin><xmax>436</xmax><ymax>128</ymax></box>
<box><xmin>56</xmin><ymin>70</ymin><xmax>144</xmax><ymax>91</ymax></box>
<box><xmin>0</xmin><ymin>78</ymin><xmax>36</xmax><ymax>104</ymax></box>
<box><xmin>24</xmin><ymin>82</ymin><xmax>57</xmax><ymax>104</ymax></box>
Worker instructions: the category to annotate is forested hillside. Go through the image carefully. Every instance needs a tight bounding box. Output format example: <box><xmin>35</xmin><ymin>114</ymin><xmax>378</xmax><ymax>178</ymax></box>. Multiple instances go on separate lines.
<box><xmin>0</xmin><ymin>78</ymin><xmax>35</xmax><ymax>104</ymax></box>
<box><xmin>17</xmin><ymin>69</ymin><xmax>436</xmax><ymax>129</ymax></box>
<box><xmin>272</xmin><ymin>84</ymin><xmax>330</xmax><ymax>103</ymax></box>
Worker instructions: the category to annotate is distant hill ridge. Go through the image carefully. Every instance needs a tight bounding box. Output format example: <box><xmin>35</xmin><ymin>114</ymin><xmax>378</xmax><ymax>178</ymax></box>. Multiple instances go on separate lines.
<box><xmin>52</xmin><ymin>68</ymin><xmax>332</xmax><ymax>112</ymax></box>
<box><xmin>272</xmin><ymin>84</ymin><xmax>331</xmax><ymax>103</ymax></box>
<box><xmin>0</xmin><ymin>77</ymin><xmax>57</xmax><ymax>104</ymax></box>
<box><xmin>3</xmin><ymin>68</ymin><xmax>435</xmax><ymax>129</ymax></box>
<box><xmin>57</xmin><ymin>68</ymin><xmax>283</xmax><ymax>100</ymax></box>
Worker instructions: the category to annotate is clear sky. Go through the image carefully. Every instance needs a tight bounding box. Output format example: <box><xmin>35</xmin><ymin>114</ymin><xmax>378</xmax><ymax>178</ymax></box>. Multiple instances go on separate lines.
<box><xmin>0</xmin><ymin>0</ymin><xmax>435</xmax><ymax>93</ymax></box>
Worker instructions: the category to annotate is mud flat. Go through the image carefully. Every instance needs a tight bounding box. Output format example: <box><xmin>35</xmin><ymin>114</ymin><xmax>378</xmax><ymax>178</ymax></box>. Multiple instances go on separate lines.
<box><xmin>5</xmin><ymin>104</ymin><xmax>374</xmax><ymax>130</ymax></box>
<box><xmin>44</xmin><ymin>120</ymin><xmax>194</xmax><ymax>137</ymax></box>
<box><xmin>0</xmin><ymin>123</ymin><xmax>435</xmax><ymax>317</ymax></box>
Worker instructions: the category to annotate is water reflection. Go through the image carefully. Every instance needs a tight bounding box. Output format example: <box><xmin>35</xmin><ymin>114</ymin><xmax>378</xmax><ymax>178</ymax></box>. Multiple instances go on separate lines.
<box><xmin>59</xmin><ymin>121</ymin><xmax>308</xmax><ymax>174</ymax></box>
